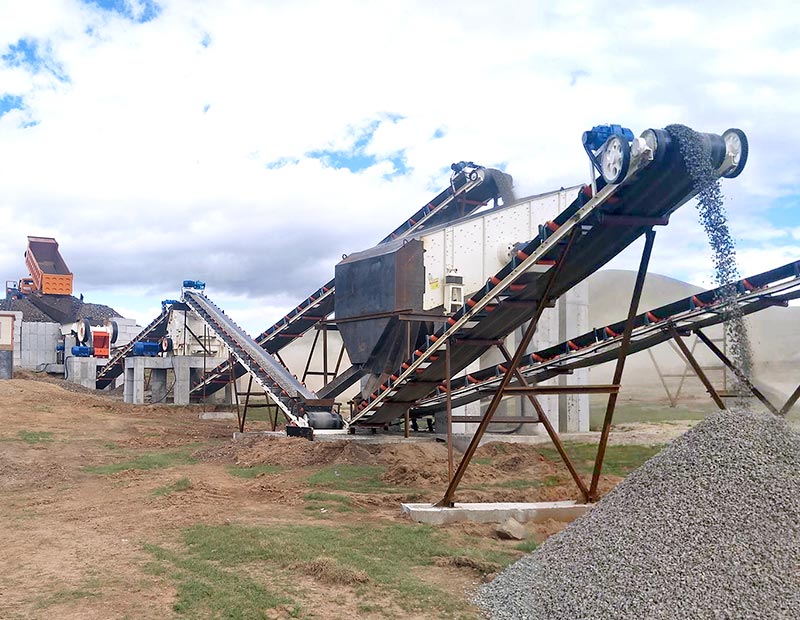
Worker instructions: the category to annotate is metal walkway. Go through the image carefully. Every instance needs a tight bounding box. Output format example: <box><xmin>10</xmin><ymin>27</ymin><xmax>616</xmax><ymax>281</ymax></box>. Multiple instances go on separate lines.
<box><xmin>188</xmin><ymin>165</ymin><xmax>512</xmax><ymax>400</ymax></box>
<box><xmin>349</xmin><ymin>127</ymin><xmax>739</xmax><ymax>426</ymax></box>
<box><xmin>412</xmin><ymin>260</ymin><xmax>800</xmax><ymax>415</ymax></box>
<box><xmin>182</xmin><ymin>290</ymin><xmax>324</xmax><ymax>425</ymax></box>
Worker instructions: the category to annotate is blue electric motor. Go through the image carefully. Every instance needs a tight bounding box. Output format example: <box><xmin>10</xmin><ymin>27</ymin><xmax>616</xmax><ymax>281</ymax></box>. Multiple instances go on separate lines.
<box><xmin>182</xmin><ymin>280</ymin><xmax>205</xmax><ymax>291</ymax></box>
<box><xmin>582</xmin><ymin>124</ymin><xmax>634</xmax><ymax>150</ymax></box>
<box><xmin>71</xmin><ymin>345</ymin><xmax>93</xmax><ymax>357</ymax></box>
<box><xmin>132</xmin><ymin>341</ymin><xmax>161</xmax><ymax>357</ymax></box>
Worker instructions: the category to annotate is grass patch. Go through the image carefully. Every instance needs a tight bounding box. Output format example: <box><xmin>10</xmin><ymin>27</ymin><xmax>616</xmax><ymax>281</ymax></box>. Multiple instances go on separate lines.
<box><xmin>153</xmin><ymin>477</ymin><xmax>192</xmax><ymax>497</ymax></box>
<box><xmin>226</xmin><ymin>463</ymin><xmax>282</xmax><ymax>479</ymax></box>
<box><xmin>474</xmin><ymin>457</ymin><xmax>493</xmax><ymax>465</ymax></box>
<box><xmin>143</xmin><ymin>543</ymin><xmax>290</xmax><ymax>618</ymax></box>
<box><xmin>514</xmin><ymin>540</ymin><xmax>538</xmax><ymax>553</ymax></box>
<box><xmin>307</xmin><ymin>464</ymin><xmax>403</xmax><ymax>494</ymax></box>
<box><xmin>303</xmin><ymin>490</ymin><xmax>357</xmax><ymax>514</ymax></box>
<box><xmin>146</xmin><ymin>521</ymin><xmax>517</xmax><ymax>616</ymax></box>
<box><xmin>589</xmin><ymin>398</ymin><xmax>714</xmax><ymax>429</ymax></box>
<box><xmin>536</xmin><ymin>443</ymin><xmax>663</xmax><ymax>477</ymax></box>
<box><xmin>103</xmin><ymin>441</ymin><xmax>122</xmax><ymax>450</ymax></box>
<box><xmin>18</xmin><ymin>430</ymin><xmax>54</xmax><ymax>444</ymax></box>
<box><xmin>84</xmin><ymin>449</ymin><xmax>197</xmax><ymax>475</ymax></box>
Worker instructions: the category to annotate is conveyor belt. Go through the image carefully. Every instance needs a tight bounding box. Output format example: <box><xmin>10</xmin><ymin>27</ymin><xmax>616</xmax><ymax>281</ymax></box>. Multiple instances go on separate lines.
<box><xmin>183</xmin><ymin>290</ymin><xmax>322</xmax><ymax>424</ymax></box>
<box><xmin>95</xmin><ymin>311</ymin><xmax>170</xmax><ymax>389</ymax></box>
<box><xmin>412</xmin><ymin>260</ymin><xmax>800</xmax><ymax>414</ymax></box>
<box><xmin>189</xmin><ymin>165</ymin><xmax>511</xmax><ymax>399</ymax></box>
<box><xmin>350</xmin><ymin>126</ymin><xmax>738</xmax><ymax>426</ymax></box>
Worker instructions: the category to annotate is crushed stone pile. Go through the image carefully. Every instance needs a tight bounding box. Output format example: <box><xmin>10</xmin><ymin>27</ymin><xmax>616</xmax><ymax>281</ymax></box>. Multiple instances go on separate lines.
<box><xmin>475</xmin><ymin>407</ymin><xmax>800</xmax><ymax>619</ymax></box>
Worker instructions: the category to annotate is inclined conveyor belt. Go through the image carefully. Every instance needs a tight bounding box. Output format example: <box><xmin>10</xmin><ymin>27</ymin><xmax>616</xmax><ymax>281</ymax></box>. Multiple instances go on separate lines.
<box><xmin>95</xmin><ymin>311</ymin><xmax>170</xmax><ymax>389</ymax></box>
<box><xmin>411</xmin><ymin>260</ymin><xmax>800</xmax><ymax>415</ymax></box>
<box><xmin>350</xmin><ymin>126</ymin><xmax>739</xmax><ymax>426</ymax></box>
<box><xmin>183</xmin><ymin>290</ymin><xmax>319</xmax><ymax>423</ymax></box>
<box><xmin>189</xmin><ymin>165</ymin><xmax>511</xmax><ymax>399</ymax></box>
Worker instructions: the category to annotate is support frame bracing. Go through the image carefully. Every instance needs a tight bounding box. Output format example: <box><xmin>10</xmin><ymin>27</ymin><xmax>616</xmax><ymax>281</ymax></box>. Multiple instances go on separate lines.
<box><xmin>435</xmin><ymin>226</ymin><xmax>661</xmax><ymax>507</ymax></box>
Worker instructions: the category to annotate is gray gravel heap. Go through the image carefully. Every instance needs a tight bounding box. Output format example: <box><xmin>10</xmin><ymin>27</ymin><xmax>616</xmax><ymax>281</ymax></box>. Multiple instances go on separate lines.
<box><xmin>475</xmin><ymin>407</ymin><xmax>800</xmax><ymax>619</ymax></box>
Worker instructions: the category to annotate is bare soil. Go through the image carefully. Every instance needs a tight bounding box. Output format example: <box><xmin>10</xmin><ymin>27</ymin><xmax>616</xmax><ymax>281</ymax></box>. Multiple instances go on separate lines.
<box><xmin>0</xmin><ymin>377</ymin><xmax>639</xmax><ymax>619</ymax></box>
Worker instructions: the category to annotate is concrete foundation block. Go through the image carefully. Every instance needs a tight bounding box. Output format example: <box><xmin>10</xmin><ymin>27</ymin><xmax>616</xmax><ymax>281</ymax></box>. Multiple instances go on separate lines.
<box><xmin>199</xmin><ymin>411</ymin><xmax>237</xmax><ymax>420</ymax></box>
<box><xmin>400</xmin><ymin>500</ymin><xmax>592</xmax><ymax>525</ymax></box>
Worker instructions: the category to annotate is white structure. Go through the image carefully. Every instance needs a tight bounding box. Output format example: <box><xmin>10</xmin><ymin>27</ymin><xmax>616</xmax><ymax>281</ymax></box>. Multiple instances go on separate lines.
<box><xmin>421</xmin><ymin>187</ymin><xmax>590</xmax><ymax>433</ymax></box>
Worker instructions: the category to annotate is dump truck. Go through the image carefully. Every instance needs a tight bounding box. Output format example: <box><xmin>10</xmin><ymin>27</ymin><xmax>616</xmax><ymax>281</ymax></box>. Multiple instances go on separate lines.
<box><xmin>24</xmin><ymin>236</ymin><xmax>73</xmax><ymax>296</ymax></box>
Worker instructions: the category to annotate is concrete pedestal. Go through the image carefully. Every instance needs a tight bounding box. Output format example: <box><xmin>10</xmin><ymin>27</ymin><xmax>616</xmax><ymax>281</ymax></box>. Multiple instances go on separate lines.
<box><xmin>0</xmin><ymin>350</ymin><xmax>12</xmax><ymax>380</ymax></box>
<box><xmin>123</xmin><ymin>356</ymin><xmax>228</xmax><ymax>405</ymax></box>
<box><xmin>66</xmin><ymin>357</ymin><xmax>104</xmax><ymax>389</ymax></box>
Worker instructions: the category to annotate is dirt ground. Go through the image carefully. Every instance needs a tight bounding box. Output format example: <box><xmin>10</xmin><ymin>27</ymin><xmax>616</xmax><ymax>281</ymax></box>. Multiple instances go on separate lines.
<box><xmin>0</xmin><ymin>376</ymin><xmax>674</xmax><ymax>619</ymax></box>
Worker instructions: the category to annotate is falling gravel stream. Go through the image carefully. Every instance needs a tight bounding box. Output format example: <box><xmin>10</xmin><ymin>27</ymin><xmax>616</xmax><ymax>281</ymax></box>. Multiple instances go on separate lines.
<box><xmin>667</xmin><ymin>124</ymin><xmax>754</xmax><ymax>395</ymax></box>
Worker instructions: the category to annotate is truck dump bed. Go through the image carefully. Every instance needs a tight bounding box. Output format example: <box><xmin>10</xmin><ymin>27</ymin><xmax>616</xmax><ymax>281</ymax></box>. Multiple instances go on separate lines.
<box><xmin>25</xmin><ymin>236</ymin><xmax>73</xmax><ymax>295</ymax></box>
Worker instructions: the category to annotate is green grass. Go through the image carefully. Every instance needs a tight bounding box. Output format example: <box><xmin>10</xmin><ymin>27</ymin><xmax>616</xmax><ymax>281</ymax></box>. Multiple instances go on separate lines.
<box><xmin>83</xmin><ymin>449</ymin><xmax>197</xmax><ymax>475</ymax></box>
<box><xmin>143</xmin><ymin>543</ymin><xmax>290</xmax><ymax>618</ymax></box>
<box><xmin>303</xmin><ymin>490</ymin><xmax>358</xmax><ymax>515</ymax></box>
<box><xmin>226</xmin><ymin>463</ymin><xmax>282</xmax><ymax>479</ymax></box>
<box><xmin>589</xmin><ymin>398</ymin><xmax>714</xmax><ymax>429</ymax></box>
<box><xmin>536</xmin><ymin>442</ymin><xmax>663</xmax><ymax>477</ymax></box>
<box><xmin>144</xmin><ymin>522</ymin><xmax>517</xmax><ymax>617</ymax></box>
<box><xmin>18</xmin><ymin>430</ymin><xmax>54</xmax><ymax>444</ymax></box>
<box><xmin>306</xmin><ymin>464</ymin><xmax>405</xmax><ymax>494</ymax></box>
<box><xmin>153</xmin><ymin>477</ymin><xmax>192</xmax><ymax>497</ymax></box>
<box><xmin>514</xmin><ymin>540</ymin><xmax>538</xmax><ymax>553</ymax></box>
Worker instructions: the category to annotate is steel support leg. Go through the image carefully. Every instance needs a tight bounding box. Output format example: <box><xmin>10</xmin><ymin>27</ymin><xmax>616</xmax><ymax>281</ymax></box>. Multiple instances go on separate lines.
<box><xmin>446</xmin><ymin>343</ymin><xmax>453</xmax><ymax>482</ymax></box>
<box><xmin>499</xmin><ymin>344</ymin><xmax>590</xmax><ymax>501</ymax></box>
<box><xmin>240</xmin><ymin>374</ymin><xmax>254</xmax><ymax>433</ymax></box>
<box><xmin>668</xmin><ymin>326</ymin><xmax>726</xmax><ymax>410</ymax></box>
<box><xmin>779</xmin><ymin>383</ymin><xmax>800</xmax><ymax>416</ymax></box>
<box><xmin>694</xmin><ymin>329</ymin><xmax>778</xmax><ymax>414</ymax></box>
<box><xmin>589</xmin><ymin>228</ymin><xmax>656</xmax><ymax>501</ymax></box>
<box><xmin>435</xmin><ymin>228</ymin><xmax>579</xmax><ymax>508</ymax></box>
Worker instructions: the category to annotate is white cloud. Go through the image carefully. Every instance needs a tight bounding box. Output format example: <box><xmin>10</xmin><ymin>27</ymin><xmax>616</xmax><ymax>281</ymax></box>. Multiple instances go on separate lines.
<box><xmin>1</xmin><ymin>0</ymin><xmax>799</xmax><ymax>333</ymax></box>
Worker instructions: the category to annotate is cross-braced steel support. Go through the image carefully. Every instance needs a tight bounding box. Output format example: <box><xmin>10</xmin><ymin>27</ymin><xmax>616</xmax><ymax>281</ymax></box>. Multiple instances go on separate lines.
<box><xmin>436</xmin><ymin>228</ymin><xmax>581</xmax><ymax>507</ymax></box>
<box><xmin>668</xmin><ymin>325</ymin><xmax>726</xmax><ymax>410</ymax></box>
<box><xmin>693</xmin><ymin>329</ymin><xmax>779</xmax><ymax>414</ymax></box>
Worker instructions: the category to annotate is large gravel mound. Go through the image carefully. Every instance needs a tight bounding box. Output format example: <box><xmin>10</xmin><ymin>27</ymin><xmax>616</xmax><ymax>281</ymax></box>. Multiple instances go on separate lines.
<box><xmin>476</xmin><ymin>408</ymin><xmax>800</xmax><ymax>619</ymax></box>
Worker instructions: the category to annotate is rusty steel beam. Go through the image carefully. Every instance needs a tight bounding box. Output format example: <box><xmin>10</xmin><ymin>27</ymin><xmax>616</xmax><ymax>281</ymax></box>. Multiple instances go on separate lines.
<box><xmin>435</xmin><ymin>228</ymin><xmax>579</xmax><ymax>508</ymax></box>
<box><xmin>668</xmin><ymin>325</ymin><xmax>726</xmax><ymax>410</ymax></box>
<box><xmin>446</xmin><ymin>343</ymin><xmax>453</xmax><ymax>483</ymax></box>
<box><xmin>589</xmin><ymin>228</ymin><xmax>656</xmax><ymax>501</ymax></box>
<box><xmin>779</xmin><ymin>384</ymin><xmax>800</xmax><ymax>416</ymax></box>
<box><xmin>694</xmin><ymin>329</ymin><xmax>779</xmax><ymax>415</ymax></box>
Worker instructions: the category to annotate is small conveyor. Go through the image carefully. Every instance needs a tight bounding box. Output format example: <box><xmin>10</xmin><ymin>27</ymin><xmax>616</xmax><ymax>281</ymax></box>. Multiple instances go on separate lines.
<box><xmin>182</xmin><ymin>290</ymin><xmax>333</xmax><ymax>426</ymax></box>
<box><xmin>188</xmin><ymin>165</ymin><xmax>513</xmax><ymax>400</ymax></box>
<box><xmin>350</xmin><ymin>125</ymin><xmax>747</xmax><ymax>427</ymax></box>
<box><xmin>412</xmin><ymin>260</ymin><xmax>800</xmax><ymax>415</ymax></box>
<box><xmin>95</xmin><ymin>311</ymin><xmax>170</xmax><ymax>390</ymax></box>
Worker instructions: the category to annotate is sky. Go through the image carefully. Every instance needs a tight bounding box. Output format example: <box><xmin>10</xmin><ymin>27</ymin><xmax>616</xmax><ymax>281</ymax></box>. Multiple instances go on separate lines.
<box><xmin>1</xmin><ymin>0</ymin><xmax>799</xmax><ymax>335</ymax></box>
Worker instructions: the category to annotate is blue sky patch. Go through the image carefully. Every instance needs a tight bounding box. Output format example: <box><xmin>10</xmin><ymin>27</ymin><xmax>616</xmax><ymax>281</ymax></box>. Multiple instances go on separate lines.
<box><xmin>308</xmin><ymin>116</ymin><xmax>409</xmax><ymax>177</ymax></box>
<box><xmin>82</xmin><ymin>0</ymin><xmax>161</xmax><ymax>23</ymax></box>
<box><xmin>0</xmin><ymin>94</ymin><xmax>24</xmax><ymax>118</ymax></box>
<box><xmin>2</xmin><ymin>38</ymin><xmax>69</xmax><ymax>82</ymax></box>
